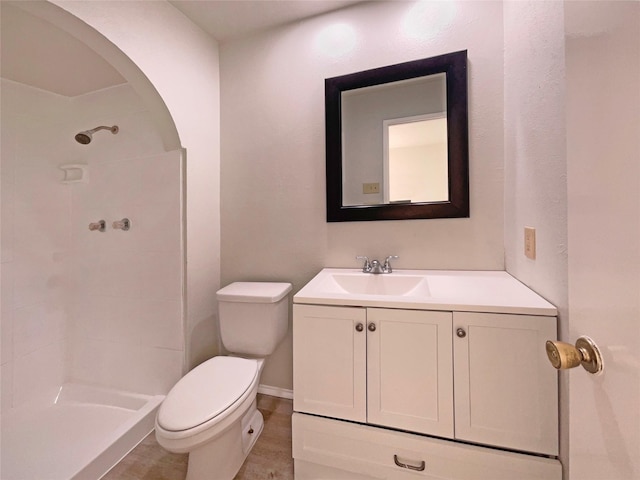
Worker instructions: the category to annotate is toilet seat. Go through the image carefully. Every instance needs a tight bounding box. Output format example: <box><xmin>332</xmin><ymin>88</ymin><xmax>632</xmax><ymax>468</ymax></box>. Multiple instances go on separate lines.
<box><xmin>157</xmin><ymin>356</ymin><xmax>259</xmax><ymax>432</ymax></box>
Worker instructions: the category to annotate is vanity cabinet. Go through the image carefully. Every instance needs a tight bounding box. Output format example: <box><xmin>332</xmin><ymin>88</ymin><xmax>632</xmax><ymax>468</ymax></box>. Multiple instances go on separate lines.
<box><xmin>292</xmin><ymin>269</ymin><xmax>561</xmax><ymax>480</ymax></box>
<box><xmin>294</xmin><ymin>305</ymin><xmax>557</xmax><ymax>456</ymax></box>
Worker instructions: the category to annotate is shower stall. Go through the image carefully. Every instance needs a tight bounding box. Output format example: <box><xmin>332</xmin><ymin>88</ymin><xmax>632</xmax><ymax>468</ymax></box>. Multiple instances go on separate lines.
<box><xmin>0</xmin><ymin>6</ymin><xmax>185</xmax><ymax>478</ymax></box>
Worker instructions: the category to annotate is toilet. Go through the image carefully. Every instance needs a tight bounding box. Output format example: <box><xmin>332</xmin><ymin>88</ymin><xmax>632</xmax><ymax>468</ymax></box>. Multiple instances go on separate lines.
<box><xmin>155</xmin><ymin>282</ymin><xmax>292</xmax><ymax>480</ymax></box>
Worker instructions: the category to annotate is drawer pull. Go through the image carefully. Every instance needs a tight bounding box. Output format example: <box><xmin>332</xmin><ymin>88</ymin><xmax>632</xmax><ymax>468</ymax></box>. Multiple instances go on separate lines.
<box><xmin>393</xmin><ymin>454</ymin><xmax>426</xmax><ymax>472</ymax></box>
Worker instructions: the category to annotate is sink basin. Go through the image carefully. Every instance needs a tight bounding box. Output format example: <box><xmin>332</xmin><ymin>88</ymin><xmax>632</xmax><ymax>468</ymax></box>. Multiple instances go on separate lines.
<box><xmin>328</xmin><ymin>272</ymin><xmax>431</xmax><ymax>296</ymax></box>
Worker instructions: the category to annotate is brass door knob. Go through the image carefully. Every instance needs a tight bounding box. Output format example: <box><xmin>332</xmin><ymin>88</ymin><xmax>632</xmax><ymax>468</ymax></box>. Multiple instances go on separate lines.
<box><xmin>545</xmin><ymin>336</ymin><xmax>603</xmax><ymax>375</ymax></box>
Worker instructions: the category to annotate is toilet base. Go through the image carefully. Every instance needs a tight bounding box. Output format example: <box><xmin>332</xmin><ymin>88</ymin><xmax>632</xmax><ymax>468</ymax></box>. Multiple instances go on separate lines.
<box><xmin>185</xmin><ymin>400</ymin><xmax>264</xmax><ymax>480</ymax></box>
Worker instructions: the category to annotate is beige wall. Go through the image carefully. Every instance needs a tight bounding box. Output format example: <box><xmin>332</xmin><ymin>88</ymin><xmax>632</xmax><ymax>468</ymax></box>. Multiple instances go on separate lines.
<box><xmin>220</xmin><ymin>1</ymin><xmax>505</xmax><ymax>390</ymax></box>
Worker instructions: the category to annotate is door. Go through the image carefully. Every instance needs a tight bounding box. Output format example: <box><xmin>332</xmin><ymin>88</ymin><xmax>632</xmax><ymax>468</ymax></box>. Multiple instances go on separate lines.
<box><xmin>566</xmin><ymin>3</ymin><xmax>640</xmax><ymax>478</ymax></box>
<box><xmin>453</xmin><ymin>312</ymin><xmax>558</xmax><ymax>455</ymax></box>
<box><xmin>367</xmin><ymin>308</ymin><xmax>453</xmax><ymax>437</ymax></box>
<box><xmin>293</xmin><ymin>304</ymin><xmax>367</xmax><ymax>422</ymax></box>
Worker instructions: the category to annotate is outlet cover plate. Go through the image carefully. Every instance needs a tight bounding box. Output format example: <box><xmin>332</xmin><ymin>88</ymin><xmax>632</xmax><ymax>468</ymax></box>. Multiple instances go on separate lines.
<box><xmin>525</xmin><ymin>226</ymin><xmax>536</xmax><ymax>260</ymax></box>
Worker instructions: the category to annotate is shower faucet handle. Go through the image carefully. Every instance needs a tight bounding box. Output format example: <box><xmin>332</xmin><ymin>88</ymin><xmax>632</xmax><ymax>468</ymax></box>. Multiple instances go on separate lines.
<box><xmin>88</xmin><ymin>220</ymin><xmax>106</xmax><ymax>232</ymax></box>
<box><xmin>112</xmin><ymin>218</ymin><xmax>131</xmax><ymax>231</ymax></box>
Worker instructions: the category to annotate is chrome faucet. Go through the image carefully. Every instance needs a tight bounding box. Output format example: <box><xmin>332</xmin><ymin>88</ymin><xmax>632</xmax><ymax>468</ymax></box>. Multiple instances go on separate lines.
<box><xmin>356</xmin><ymin>255</ymin><xmax>399</xmax><ymax>274</ymax></box>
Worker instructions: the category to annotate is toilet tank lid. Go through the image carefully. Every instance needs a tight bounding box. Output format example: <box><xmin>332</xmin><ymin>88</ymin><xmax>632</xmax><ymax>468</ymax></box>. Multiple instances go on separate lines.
<box><xmin>216</xmin><ymin>282</ymin><xmax>292</xmax><ymax>303</ymax></box>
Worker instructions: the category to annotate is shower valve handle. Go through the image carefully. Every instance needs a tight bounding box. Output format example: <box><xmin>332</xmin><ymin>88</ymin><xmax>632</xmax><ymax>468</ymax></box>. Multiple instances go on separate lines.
<box><xmin>89</xmin><ymin>220</ymin><xmax>106</xmax><ymax>232</ymax></box>
<box><xmin>112</xmin><ymin>218</ymin><xmax>131</xmax><ymax>231</ymax></box>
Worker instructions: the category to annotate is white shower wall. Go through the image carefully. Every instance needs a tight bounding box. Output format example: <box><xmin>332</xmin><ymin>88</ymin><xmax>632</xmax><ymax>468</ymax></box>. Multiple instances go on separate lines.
<box><xmin>67</xmin><ymin>151</ymin><xmax>184</xmax><ymax>395</ymax></box>
<box><xmin>1</xmin><ymin>79</ymin><xmax>184</xmax><ymax>412</ymax></box>
<box><xmin>1</xmin><ymin>80</ymin><xmax>72</xmax><ymax>411</ymax></box>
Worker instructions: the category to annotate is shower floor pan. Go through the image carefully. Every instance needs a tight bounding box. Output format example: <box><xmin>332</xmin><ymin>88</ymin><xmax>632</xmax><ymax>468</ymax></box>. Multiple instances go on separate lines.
<box><xmin>1</xmin><ymin>383</ymin><xmax>164</xmax><ymax>480</ymax></box>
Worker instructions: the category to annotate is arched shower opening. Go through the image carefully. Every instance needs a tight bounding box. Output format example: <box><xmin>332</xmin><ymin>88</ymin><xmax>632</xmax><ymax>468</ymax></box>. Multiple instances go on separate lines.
<box><xmin>0</xmin><ymin>2</ymin><xmax>185</xmax><ymax>478</ymax></box>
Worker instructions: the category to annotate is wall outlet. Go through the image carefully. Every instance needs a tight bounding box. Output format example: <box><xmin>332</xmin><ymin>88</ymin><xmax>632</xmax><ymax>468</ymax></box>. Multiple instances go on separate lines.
<box><xmin>363</xmin><ymin>182</ymin><xmax>380</xmax><ymax>194</ymax></box>
<box><xmin>524</xmin><ymin>226</ymin><xmax>536</xmax><ymax>260</ymax></box>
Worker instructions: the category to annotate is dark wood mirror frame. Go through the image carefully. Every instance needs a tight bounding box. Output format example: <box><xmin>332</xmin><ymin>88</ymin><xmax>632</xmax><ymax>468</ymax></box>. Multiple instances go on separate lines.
<box><xmin>325</xmin><ymin>50</ymin><xmax>469</xmax><ymax>222</ymax></box>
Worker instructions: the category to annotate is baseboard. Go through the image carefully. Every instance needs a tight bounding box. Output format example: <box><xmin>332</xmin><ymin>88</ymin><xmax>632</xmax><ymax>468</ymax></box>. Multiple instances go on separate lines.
<box><xmin>258</xmin><ymin>384</ymin><xmax>293</xmax><ymax>400</ymax></box>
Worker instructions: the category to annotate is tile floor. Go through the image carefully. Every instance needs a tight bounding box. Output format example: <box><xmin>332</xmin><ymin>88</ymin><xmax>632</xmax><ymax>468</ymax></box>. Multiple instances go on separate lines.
<box><xmin>103</xmin><ymin>394</ymin><xmax>294</xmax><ymax>480</ymax></box>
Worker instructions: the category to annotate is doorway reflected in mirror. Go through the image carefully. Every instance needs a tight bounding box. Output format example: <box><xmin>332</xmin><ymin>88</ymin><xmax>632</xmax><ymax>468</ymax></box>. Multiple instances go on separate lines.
<box><xmin>384</xmin><ymin>113</ymin><xmax>448</xmax><ymax>205</ymax></box>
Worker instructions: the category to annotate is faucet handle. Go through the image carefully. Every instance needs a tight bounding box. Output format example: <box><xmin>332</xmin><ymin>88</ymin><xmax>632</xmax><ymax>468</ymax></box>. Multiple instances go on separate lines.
<box><xmin>356</xmin><ymin>256</ymin><xmax>371</xmax><ymax>272</ymax></box>
<box><xmin>112</xmin><ymin>218</ymin><xmax>131</xmax><ymax>231</ymax></box>
<box><xmin>88</xmin><ymin>220</ymin><xmax>106</xmax><ymax>232</ymax></box>
<box><xmin>384</xmin><ymin>255</ymin><xmax>399</xmax><ymax>272</ymax></box>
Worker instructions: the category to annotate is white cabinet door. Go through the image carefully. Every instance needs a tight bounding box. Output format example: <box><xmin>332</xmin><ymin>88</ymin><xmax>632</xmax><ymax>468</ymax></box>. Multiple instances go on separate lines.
<box><xmin>367</xmin><ymin>308</ymin><xmax>454</xmax><ymax>437</ymax></box>
<box><xmin>453</xmin><ymin>312</ymin><xmax>558</xmax><ymax>455</ymax></box>
<box><xmin>293</xmin><ymin>304</ymin><xmax>367</xmax><ymax>422</ymax></box>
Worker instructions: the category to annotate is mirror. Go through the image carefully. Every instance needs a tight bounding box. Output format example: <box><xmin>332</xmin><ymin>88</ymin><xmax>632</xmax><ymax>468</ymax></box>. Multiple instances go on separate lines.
<box><xmin>325</xmin><ymin>50</ymin><xmax>469</xmax><ymax>222</ymax></box>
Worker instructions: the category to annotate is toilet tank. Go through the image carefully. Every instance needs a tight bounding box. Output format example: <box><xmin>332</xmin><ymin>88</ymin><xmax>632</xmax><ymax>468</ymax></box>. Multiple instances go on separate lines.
<box><xmin>216</xmin><ymin>282</ymin><xmax>292</xmax><ymax>356</ymax></box>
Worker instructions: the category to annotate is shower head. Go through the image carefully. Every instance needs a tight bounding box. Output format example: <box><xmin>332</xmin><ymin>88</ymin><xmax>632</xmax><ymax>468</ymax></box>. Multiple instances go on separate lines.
<box><xmin>74</xmin><ymin>125</ymin><xmax>119</xmax><ymax>144</ymax></box>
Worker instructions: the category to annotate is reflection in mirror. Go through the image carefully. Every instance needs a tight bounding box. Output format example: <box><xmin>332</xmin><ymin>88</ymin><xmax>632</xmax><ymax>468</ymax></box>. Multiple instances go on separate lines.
<box><xmin>342</xmin><ymin>73</ymin><xmax>448</xmax><ymax>206</ymax></box>
<box><xmin>326</xmin><ymin>50</ymin><xmax>468</xmax><ymax>222</ymax></box>
<box><xmin>384</xmin><ymin>113</ymin><xmax>448</xmax><ymax>204</ymax></box>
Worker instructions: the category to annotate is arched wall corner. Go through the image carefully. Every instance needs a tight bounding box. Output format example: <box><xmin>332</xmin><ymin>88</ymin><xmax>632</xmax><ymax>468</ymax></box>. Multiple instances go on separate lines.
<box><xmin>12</xmin><ymin>0</ymin><xmax>181</xmax><ymax>152</ymax></box>
<box><xmin>41</xmin><ymin>0</ymin><xmax>223</xmax><ymax>371</ymax></box>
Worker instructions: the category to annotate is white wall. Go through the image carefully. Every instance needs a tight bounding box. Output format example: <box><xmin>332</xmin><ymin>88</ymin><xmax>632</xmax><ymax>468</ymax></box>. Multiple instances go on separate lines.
<box><xmin>502</xmin><ymin>0</ymin><xmax>569</xmax><ymax>471</ymax></box>
<box><xmin>503</xmin><ymin>1</ymin><xmax>568</xmax><ymax>311</ymax></box>
<box><xmin>221</xmin><ymin>0</ymin><xmax>505</xmax><ymax>390</ymax></box>
<box><xmin>52</xmin><ymin>0</ymin><xmax>222</xmax><ymax>370</ymax></box>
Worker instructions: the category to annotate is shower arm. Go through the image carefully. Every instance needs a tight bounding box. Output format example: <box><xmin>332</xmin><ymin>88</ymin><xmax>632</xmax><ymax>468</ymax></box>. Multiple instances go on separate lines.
<box><xmin>89</xmin><ymin>125</ymin><xmax>119</xmax><ymax>135</ymax></box>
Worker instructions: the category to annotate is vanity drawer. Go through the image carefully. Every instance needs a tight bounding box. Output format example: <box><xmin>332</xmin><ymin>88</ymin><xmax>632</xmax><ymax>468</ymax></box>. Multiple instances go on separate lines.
<box><xmin>292</xmin><ymin>413</ymin><xmax>561</xmax><ymax>480</ymax></box>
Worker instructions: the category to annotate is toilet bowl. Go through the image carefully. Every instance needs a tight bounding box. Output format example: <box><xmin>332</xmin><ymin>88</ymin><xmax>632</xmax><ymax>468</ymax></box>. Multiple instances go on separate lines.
<box><xmin>155</xmin><ymin>356</ymin><xmax>265</xmax><ymax>479</ymax></box>
<box><xmin>155</xmin><ymin>282</ymin><xmax>292</xmax><ymax>480</ymax></box>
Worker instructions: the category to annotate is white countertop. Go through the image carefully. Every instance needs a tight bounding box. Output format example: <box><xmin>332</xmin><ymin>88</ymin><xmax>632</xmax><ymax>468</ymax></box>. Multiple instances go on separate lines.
<box><xmin>293</xmin><ymin>269</ymin><xmax>557</xmax><ymax>316</ymax></box>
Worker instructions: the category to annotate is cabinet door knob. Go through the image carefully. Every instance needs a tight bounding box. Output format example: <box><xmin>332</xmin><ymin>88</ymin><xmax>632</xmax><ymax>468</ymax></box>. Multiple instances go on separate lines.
<box><xmin>355</xmin><ymin>322</ymin><xmax>364</xmax><ymax>332</ymax></box>
<box><xmin>368</xmin><ymin>322</ymin><xmax>376</xmax><ymax>332</ymax></box>
<box><xmin>456</xmin><ymin>327</ymin><xmax>466</xmax><ymax>338</ymax></box>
